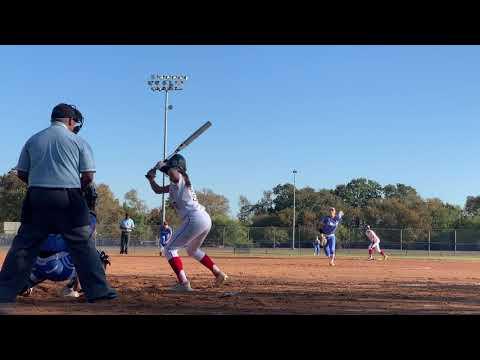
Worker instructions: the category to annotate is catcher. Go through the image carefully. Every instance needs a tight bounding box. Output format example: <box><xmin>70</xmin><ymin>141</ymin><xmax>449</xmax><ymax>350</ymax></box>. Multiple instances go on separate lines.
<box><xmin>19</xmin><ymin>183</ymin><xmax>111</xmax><ymax>298</ymax></box>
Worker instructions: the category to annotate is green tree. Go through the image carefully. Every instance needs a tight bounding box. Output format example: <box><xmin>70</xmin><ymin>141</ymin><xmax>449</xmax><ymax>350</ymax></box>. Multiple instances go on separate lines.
<box><xmin>426</xmin><ymin>198</ymin><xmax>462</xmax><ymax>229</ymax></box>
<box><xmin>211</xmin><ymin>214</ymin><xmax>251</xmax><ymax>247</ymax></box>
<box><xmin>123</xmin><ymin>189</ymin><xmax>148</xmax><ymax>217</ymax></box>
<box><xmin>123</xmin><ymin>189</ymin><xmax>158</xmax><ymax>244</ymax></box>
<box><xmin>196</xmin><ymin>188</ymin><xmax>230</xmax><ymax>218</ymax></box>
<box><xmin>334</xmin><ymin>178</ymin><xmax>383</xmax><ymax>208</ymax></box>
<box><xmin>272</xmin><ymin>184</ymin><xmax>294</xmax><ymax>211</ymax></box>
<box><xmin>0</xmin><ymin>171</ymin><xmax>27</xmax><ymax>222</ymax></box>
<box><xmin>95</xmin><ymin>183</ymin><xmax>125</xmax><ymax>241</ymax></box>
<box><xmin>465</xmin><ymin>196</ymin><xmax>480</xmax><ymax>216</ymax></box>
<box><xmin>238</xmin><ymin>195</ymin><xmax>253</xmax><ymax>224</ymax></box>
<box><xmin>96</xmin><ymin>184</ymin><xmax>124</xmax><ymax>224</ymax></box>
<box><xmin>383</xmin><ymin>183</ymin><xmax>418</xmax><ymax>201</ymax></box>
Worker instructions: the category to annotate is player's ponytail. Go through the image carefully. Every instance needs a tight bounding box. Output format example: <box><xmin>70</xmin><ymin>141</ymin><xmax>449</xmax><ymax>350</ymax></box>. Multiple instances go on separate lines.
<box><xmin>178</xmin><ymin>168</ymin><xmax>192</xmax><ymax>188</ymax></box>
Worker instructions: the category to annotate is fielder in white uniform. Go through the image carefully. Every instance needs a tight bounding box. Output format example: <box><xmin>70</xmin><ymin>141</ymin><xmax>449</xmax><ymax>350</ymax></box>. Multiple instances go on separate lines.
<box><xmin>365</xmin><ymin>225</ymin><xmax>388</xmax><ymax>261</ymax></box>
<box><xmin>146</xmin><ymin>154</ymin><xmax>228</xmax><ymax>292</ymax></box>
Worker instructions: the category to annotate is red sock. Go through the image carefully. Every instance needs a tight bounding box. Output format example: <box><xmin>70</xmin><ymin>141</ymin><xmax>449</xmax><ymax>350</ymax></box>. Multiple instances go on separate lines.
<box><xmin>168</xmin><ymin>257</ymin><xmax>185</xmax><ymax>283</ymax></box>
<box><xmin>368</xmin><ymin>249</ymin><xmax>373</xmax><ymax>256</ymax></box>
<box><xmin>380</xmin><ymin>251</ymin><xmax>385</xmax><ymax>256</ymax></box>
<box><xmin>200</xmin><ymin>254</ymin><xmax>219</xmax><ymax>275</ymax></box>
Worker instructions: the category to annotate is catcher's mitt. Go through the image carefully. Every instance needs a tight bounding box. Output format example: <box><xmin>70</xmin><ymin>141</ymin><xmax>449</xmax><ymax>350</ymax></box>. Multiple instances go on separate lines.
<box><xmin>100</xmin><ymin>251</ymin><xmax>111</xmax><ymax>268</ymax></box>
<box><xmin>319</xmin><ymin>234</ymin><xmax>328</xmax><ymax>248</ymax></box>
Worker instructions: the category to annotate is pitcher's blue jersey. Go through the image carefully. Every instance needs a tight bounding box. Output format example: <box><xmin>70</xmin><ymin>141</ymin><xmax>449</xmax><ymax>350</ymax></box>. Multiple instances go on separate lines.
<box><xmin>321</xmin><ymin>214</ymin><xmax>343</xmax><ymax>235</ymax></box>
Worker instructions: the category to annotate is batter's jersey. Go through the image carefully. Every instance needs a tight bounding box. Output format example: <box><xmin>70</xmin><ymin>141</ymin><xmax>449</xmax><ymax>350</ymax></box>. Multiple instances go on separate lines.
<box><xmin>169</xmin><ymin>174</ymin><xmax>205</xmax><ymax>219</ymax></box>
<box><xmin>366</xmin><ymin>229</ymin><xmax>380</xmax><ymax>243</ymax></box>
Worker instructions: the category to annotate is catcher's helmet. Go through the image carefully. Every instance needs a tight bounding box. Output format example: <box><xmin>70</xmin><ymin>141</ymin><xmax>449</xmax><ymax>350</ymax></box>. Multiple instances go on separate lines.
<box><xmin>82</xmin><ymin>183</ymin><xmax>98</xmax><ymax>212</ymax></box>
<box><xmin>160</xmin><ymin>154</ymin><xmax>187</xmax><ymax>174</ymax></box>
<box><xmin>51</xmin><ymin>103</ymin><xmax>84</xmax><ymax>134</ymax></box>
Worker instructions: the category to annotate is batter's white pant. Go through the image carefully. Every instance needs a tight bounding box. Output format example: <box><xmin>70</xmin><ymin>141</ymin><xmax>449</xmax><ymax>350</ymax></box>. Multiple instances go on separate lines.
<box><xmin>164</xmin><ymin>210</ymin><xmax>212</xmax><ymax>261</ymax></box>
<box><xmin>368</xmin><ymin>241</ymin><xmax>382</xmax><ymax>253</ymax></box>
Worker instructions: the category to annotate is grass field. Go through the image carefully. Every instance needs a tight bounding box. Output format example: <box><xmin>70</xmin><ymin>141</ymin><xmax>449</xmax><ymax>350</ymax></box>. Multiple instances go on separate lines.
<box><xmin>2</xmin><ymin>247</ymin><xmax>480</xmax><ymax>315</ymax></box>
<box><xmin>92</xmin><ymin>245</ymin><xmax>480</xmax><ymax>261</ymax></box>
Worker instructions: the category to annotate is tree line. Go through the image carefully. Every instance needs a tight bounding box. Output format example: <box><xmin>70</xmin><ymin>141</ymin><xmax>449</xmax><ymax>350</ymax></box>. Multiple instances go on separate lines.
<box><xmin>0</xmin><ymin>171</ymin><xmax>242</xmax><ymax>245</ymax></box>
<box><xmin>2</xmin><ymin>172</ymin><xmax>480</xmax><ymax>247</ymax></box>
<box><xmin>238</xmin><ymin>178</ymin><xmax>480</xmax><ymax>247</ymax></box>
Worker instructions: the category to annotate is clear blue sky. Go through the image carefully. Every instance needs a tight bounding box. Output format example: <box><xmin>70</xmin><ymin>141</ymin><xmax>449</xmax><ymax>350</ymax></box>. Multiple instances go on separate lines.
<box><xmin>1</xmin><ymin>45</ymin><xmax>479</xmax><ymax>216</ymax></box>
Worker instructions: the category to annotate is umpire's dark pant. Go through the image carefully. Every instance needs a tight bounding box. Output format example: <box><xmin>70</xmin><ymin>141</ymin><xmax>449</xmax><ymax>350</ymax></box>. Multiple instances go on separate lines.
<box><xmin>0</xmin><ymin>187</ymin><xmax>117</xmax><ymax>303</ymax></box>
<box><xmin>120</xmin><ymin>231</ymin><xmax>130</xmax><ymax>254</ymax></box>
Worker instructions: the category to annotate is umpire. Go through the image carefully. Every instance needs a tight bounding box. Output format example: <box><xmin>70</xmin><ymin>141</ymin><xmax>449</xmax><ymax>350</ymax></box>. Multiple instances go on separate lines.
<box><xmin>0</xmin><ymin>103</ymin><xmax>117</xmax><ymax>304</ymax></box>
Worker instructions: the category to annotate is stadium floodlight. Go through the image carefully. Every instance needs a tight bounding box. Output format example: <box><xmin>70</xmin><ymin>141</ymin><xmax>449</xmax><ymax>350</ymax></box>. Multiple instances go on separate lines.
<box><xmin>147</xmin><ymin>74</ymin><xmax>189</xmax><ymax>224</ymax></box>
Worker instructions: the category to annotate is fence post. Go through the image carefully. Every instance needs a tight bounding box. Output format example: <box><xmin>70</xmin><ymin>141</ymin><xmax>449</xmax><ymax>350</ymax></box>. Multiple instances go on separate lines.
<box><xmin>400</xmin><ymin>229</ymin><xmax>403</xmax><ymax>251</ymax></box>
<box><xmin>298</xmin><ymin>227</ymin><xmax>301</xmax><ymax>255</ymax></box>
<box><xmin>428</xmin><ymin>230</ymin><xmax>431</xmax><ymax>256</ymax></box>
<box><xmin>273</xmin><ymin>230</ymin><xmax>276</xmax><ymax>249</ymax></box>
<box><xmin>454</xmin><ymin>230</ymin><xmax>457</xmax><ymax>255</ymax></box>
<box><xmin>348</xmin><ymin>227</ymin><xmax>351</xmax><ymax>249</ymax></box>
<box><xmin>222</xmin><ymin>226</ymin><xmax>225</xmax><ymax>248</ymax></box>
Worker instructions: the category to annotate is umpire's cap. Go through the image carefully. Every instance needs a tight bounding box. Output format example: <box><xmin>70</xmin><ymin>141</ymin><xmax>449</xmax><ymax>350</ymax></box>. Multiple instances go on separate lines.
<box><xmin>51</xmin><ymin>103</ymin><xmax>84</xmax><ymax>134</ymax></box>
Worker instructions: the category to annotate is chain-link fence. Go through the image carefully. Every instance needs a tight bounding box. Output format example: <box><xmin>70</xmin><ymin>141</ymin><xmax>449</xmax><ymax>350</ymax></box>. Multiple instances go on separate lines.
<box><xmin>92</xmin><ymin>225</ymin><xmax>480</xmax><ymax>256</ymax></box>
<box><xmin>3</xmin><ymin>223</ymin><xmax>480</xmax><ymax>256</ymax></box>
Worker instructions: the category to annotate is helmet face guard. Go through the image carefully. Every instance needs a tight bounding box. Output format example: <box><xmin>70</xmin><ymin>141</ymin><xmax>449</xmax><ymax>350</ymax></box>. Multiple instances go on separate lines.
<box><xmin>71</xmin><ymin>106</ymin><xmax>84</xmax><ymax>134</ymax></box>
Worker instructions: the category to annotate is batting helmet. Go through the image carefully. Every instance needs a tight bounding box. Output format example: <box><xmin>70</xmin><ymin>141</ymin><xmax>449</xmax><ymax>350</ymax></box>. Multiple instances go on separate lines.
<box><xmin>160</xmin><ymin>154</ymin><xmax>187</xmax><ymax>174</ymax></box>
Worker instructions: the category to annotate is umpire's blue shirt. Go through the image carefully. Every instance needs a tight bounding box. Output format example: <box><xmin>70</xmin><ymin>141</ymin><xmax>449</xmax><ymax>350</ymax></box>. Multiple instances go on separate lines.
<box><xmin>16</xmin><ymin>122</ymin><xmax>95</xmax><ymax>188</ymax></box>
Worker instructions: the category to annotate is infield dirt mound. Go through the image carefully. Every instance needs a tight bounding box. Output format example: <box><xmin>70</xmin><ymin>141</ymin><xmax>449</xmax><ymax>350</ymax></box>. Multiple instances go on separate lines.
<box><xmin>2</xmin><ymin>252</ymin><xmax>480</xmax><ymax>314</ymax></box>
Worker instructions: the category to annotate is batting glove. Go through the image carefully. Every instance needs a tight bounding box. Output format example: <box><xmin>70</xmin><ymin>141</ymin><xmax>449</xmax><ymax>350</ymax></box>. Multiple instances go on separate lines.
<box><xmin>155</xmin><ymin>160</ymin><xmax>167</xmax><ymax>170</ymax></box>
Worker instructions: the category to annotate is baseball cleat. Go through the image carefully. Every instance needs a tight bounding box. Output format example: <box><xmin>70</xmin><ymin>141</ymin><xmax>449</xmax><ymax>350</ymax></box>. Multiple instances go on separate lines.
<box><xmin>368</xmin><ymin>257</ymin><xmax>374</xmax><ymax>261</ymax></box>
<box><xmin>62</xmin><ymin>287</ymin><xmax>80</xmax><ymax>298</ymax></box>
<box><xmin>21</xmin><ymin>288</ymin><xmax>33</xmax><ymax>297</ymax></box>
<box><xmin>214</xmin><ymin>272</ymin><xmax>228</xmax><ymax>287</ymax></box>
<box><xmin>171</xmin><ymin>281</ymin><xmax>193</xmax><ymax>292</ymax></box>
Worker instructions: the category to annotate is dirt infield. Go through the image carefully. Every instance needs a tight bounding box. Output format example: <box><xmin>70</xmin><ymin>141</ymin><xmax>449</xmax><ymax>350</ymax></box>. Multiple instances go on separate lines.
<box><xmin>2</xmin><ymin>250</ymin><xmax>480</xmax><ymax>315</ymax></box>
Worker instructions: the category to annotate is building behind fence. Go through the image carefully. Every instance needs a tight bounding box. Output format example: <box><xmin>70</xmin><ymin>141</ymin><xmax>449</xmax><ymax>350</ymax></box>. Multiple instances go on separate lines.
<box><xmin>2</xmin><ymin>222</ymin><xmax>480</xmax><ymax>254</ymax></box>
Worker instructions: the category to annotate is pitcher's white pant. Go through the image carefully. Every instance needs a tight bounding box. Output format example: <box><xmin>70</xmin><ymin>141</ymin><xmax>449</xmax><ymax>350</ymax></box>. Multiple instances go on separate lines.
<box><xmin>368</xmin><ymin>241</ymin><xmax>382</xmax><ymax>253</ymax></box>
<box><xmin>164</xmin><ymin>210</ymin><xmax>212</xmax><ymax>261</ymax></box>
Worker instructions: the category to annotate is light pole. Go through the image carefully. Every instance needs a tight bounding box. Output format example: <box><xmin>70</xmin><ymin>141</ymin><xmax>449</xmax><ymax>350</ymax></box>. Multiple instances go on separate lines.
<box><xmin>292</xmin><ymin>169</ymin><xmax>298</xmax><ymax>250</ymax></box>
<box><xmin>148</xmin><ymin>74</ymin><xmax>188</xmax><ymax>223</ymax></box>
